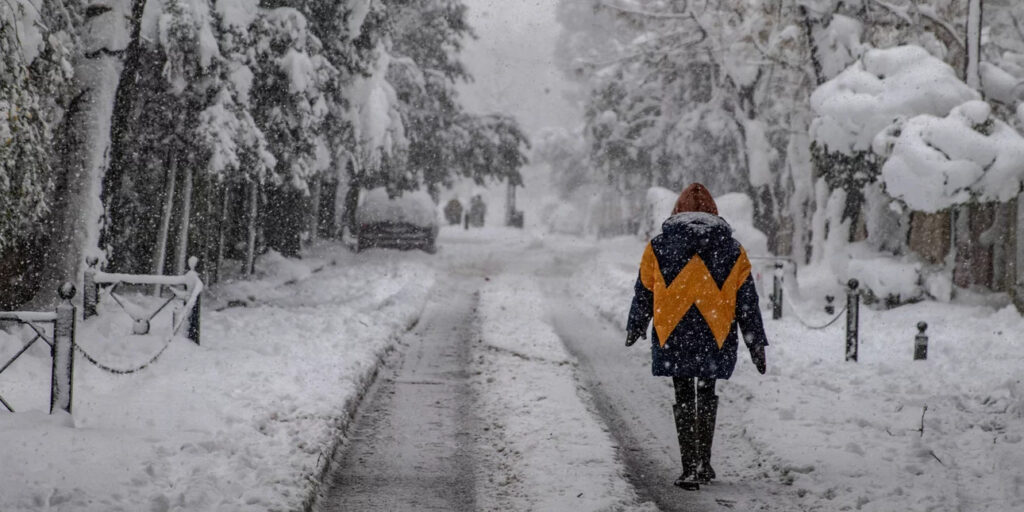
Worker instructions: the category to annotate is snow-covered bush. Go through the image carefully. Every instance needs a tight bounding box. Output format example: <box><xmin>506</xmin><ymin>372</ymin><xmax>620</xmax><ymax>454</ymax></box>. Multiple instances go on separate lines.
<box><xmin>811</xmin><ymin>45</ymin><xmax>979</xmax><ymax>155</ymax></box>
<box><xmin>875</xmin><ymin>100</ymin><xmax>1024</xmax><ymax>212</ymax></box>
<box><xmin>717</xmin><ymin>193</ymin><xmax>769</xmax><ymax>257</ymax></box>
<box><xmin>846</xmin><ymin>255</ymin><xmax>924</xmax><ymax>307</ymax></box>
<box><xmin>640</xmin><ymin>187</ymin><xmax>678</xmax><ymax>239</ymax></box>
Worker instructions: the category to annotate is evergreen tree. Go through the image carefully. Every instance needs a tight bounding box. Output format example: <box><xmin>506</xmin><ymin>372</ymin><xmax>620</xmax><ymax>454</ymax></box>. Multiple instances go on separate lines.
<box><xmin>1</xmin><ymin>0</ymin><xmax>80</xmax><ymax>306</ymax></box>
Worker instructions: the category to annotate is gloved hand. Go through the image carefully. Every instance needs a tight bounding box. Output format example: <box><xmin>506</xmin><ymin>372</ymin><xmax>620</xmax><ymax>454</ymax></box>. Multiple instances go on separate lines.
<box><xmin>625</xmin><ymin>332</ymin><xmax>645</xmax><ymax>347</ymax></box>
<box><xmin>750</xmin><ymin>345</ymin><xmax>767</xmax><ymax>374</ymax></box>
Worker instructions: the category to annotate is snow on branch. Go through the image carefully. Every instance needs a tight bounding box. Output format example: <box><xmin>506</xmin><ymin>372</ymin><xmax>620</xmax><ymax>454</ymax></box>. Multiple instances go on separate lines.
<box><xmin>875</xmin><ymin>100</ymin><xmax>1024</xmax><ymax>212</ymax></box>
<box><xmin>598</xmin><ymin>0</ymin><xmax>695</xmax><ymax>20</ymax></box>
<box><xmin>810</xmin><ymin>45</ymin><xmax>978</xmax><ymax>155</ymax></box>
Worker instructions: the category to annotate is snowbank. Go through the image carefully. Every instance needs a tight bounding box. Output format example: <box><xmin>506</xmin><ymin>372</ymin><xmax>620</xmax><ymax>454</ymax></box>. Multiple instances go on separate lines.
<box><xmin>0</xmin><ymin>242</ymin><xmax>435</xmax><ymax>511</ymax></box>
<box><xmin>641</xmin><ymin>186</ymin><xmax>678</xmax><ymax>238</ymax></box>
<box><xmin>811</xmin><ymin>45</ymin><xmax>979</xmax><ymax>154</ymax></box>
<box><xmin>876</xmin><ymin>100</ymin><xmax>1024</xmax><ymax>212</ymax></box>
<box><xmin>716</xmin><ymin>192</ymin><xmax>769</xmax><ymax>256</ymax></box>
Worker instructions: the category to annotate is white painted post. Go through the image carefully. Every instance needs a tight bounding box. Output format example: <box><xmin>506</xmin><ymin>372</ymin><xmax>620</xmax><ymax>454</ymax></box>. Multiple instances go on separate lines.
<box><xmin>51</xmin><ymin>283</ymin><xmax>76</xmax><ymax>414</ymax></box>
<box><xmin>83</xmin><ymin>256</ymin><xmax>99</xmax><ymax>319</ymax></box>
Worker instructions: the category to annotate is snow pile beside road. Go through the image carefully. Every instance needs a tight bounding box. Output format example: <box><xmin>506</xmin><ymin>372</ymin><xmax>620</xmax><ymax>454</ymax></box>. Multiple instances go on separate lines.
<box><xmin>0</xmin><ymin>243</ymin><xmax>435</xmax><ymax>511</ymax></box>
<box><xmin>572</xmin><ymin>238</ymin><xmax>1024</xmax><ymax>511</ymax></box>
<box><xmin>473</xmin><ymin>273</ymin><xmax>654</xmax><ymax>511</ymax></box>
<box><xmin>568</xmin><ymin>238</ymin><xmax>638</xmax><ymax>326</ymax></box>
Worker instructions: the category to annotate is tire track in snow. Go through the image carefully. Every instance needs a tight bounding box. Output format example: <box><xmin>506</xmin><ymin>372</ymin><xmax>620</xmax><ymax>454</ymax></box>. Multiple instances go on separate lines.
<box><xmin>314</xmin><ymin>280</ymin><xmax>479</xmax><ymax>511</ymax></box>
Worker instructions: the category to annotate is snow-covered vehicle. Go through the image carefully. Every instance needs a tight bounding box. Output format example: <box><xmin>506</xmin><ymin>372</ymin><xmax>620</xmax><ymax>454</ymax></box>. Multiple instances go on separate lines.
<box><xmin>355</xmin><ymin>188</ymin><xmax>439</xmax><ymax>253</ymax></box>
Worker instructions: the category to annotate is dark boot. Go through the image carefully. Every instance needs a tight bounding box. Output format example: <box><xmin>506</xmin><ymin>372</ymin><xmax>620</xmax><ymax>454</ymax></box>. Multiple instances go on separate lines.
<box><xmin>672</xmin><ymin>403</ymin><xmax>700</xmax><ymax>490</ymax></box>
<box><xmin>695</xmin><ymin>394</ymin><xmax>718</xmax><ymax>483</ymax></box>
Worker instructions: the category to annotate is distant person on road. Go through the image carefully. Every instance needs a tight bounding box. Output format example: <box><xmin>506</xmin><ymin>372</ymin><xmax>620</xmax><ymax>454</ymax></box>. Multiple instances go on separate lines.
<box><xmin>625</xmin><ymin>183</ymin><xmax>769</xmax><ymax>490</ymax></box>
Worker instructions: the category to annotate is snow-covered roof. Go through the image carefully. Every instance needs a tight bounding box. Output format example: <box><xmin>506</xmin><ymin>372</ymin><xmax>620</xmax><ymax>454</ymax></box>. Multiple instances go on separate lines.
<box><xmin>876</xmin><ymin>100</ymin><xmax>1024</xmax><ymax>212</ymax></box>
<box><xmin>810</xmin><ymin>45</ymin><xmax>979</xmax><ymax>155</ymax></box>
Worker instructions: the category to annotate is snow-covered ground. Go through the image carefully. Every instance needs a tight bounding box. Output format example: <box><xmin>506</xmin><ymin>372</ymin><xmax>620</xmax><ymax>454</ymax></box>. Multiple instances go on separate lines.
<box><xmin>574</xmin><ymin>236</ymin><xmax>1024</xmax><ymax>511</ymax></box>
<box><xmin>0</xmin><ymin>243</ymin><xmax>435</xmax><ymax>511</ymax></box>
<box><xmin>3</xmin><ymin>227</ymin><xmax>1022</xmax><ymax>511</ymax></box>
<box><xmin>472</xmin><ymin>272</ymin><xmax>654</xmax><ymax>511</ymax></box>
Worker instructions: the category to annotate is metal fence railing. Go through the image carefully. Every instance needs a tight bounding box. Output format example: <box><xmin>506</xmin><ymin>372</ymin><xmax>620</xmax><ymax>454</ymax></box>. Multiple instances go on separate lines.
<box><xmin>0</xmin><ymin>283</ymin><xmax>76</xmax><ymax>414</ymax></box>
<box><xmin>1</xmin><ymin>256</ymin><xmax>206</xmax><ymax>415</ymax></box>
<box><xmin>84</xmin><ymin>256</ymin><xmax>203</xmax><ymax>345</ymax></box>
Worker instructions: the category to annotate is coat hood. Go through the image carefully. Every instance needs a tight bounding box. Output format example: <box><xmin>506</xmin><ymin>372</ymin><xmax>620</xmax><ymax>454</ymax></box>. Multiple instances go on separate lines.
<box><xmin>672</xmin><ymin>183</ymin><xmax>718</xmax><ymax>216</ymax></box>
<box><xmin>661</xmin><ymin>212</ymin><xmax>733</xmax><ymax>251</ymax></box>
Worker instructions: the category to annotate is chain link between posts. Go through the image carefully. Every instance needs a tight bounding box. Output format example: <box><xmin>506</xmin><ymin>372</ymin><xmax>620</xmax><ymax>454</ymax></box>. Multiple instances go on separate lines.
<box><xmin>78</xmin><ymin>265</ymin><xmax>201</xmax><ymax>375</ymax></box>
<box><xmin>74</xmin><ymin>334</ymin><xmax>178</xmax><ymax>375</ymax></box>
<box><xmin>782</xmin><ymin>291</ymin><xmax>848</xmax><ymax>330</ymax></box>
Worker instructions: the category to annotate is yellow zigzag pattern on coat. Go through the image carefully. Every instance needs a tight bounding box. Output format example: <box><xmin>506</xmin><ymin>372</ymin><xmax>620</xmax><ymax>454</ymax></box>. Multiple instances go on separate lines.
<box><xmin>640</xmin><ymin>244</ymin><xmax>751</xmax><ymax>349</ymax></box>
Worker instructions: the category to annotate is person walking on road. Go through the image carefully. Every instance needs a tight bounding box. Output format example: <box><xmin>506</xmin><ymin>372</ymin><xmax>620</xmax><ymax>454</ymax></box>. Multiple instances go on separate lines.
<box><xmin>625</xmin><ymin>183</ymin><xmax>769</xmax><ymax>490</ymax></box>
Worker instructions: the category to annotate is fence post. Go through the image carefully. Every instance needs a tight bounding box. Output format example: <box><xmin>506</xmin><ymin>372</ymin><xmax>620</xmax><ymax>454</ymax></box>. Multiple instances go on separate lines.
<box><xmin>83</xmin><ymin>256</ymin><xmax>99</xmax><ymax>318</ymax></box>
<box><xmin>51</xmin><ymin>282</ymin><xmax>76</xmax><ymax>414</ymax></box>
<box><xmin>914</xmin><ymin>321</ymin><xmax>928</xmax><ymax>360</ymax></box>
<box><xmin>845</xmin><ymin>279</ymin><xmax>859</xmax><ymax>362</ymax></box>
<box><xmin>772</xmin><ymin>262</ymin><xmax>784</xmax><ymax>320</ymax></box>
<box><xmin>186</xmin><ymin>257</ymin><xmax>200</xmax><ymax>345</ymax></box>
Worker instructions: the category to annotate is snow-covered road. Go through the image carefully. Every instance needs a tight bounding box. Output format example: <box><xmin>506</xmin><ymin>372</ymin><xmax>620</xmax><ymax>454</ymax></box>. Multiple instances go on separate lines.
<box><xmin>313</xmin><ymin>230</ymin><xmax>653</xmax><ymax>511</ymax></box>
<box><xmin>316</xmin><ymin>277</ymin><xmax>479</xmax><ymax>511</ymax></box>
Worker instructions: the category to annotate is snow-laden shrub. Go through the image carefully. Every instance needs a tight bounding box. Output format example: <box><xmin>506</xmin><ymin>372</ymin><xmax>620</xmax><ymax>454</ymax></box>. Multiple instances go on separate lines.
<box><xmin>640</xmin><ymin>186</ymin><xmax>678</xmax><ymax>239</ymax></box>
<box><xmin>846</xmin><ymin>256</ymin><xmax>924</xmax><ymax>307</ymax></box>
<box><xmin>875</xmin><ymin>100</ymin><xmax>1024</xmax><ymax>212</ymax></box>
<box><xmin>716</xmin><ymin>193</ymin><xmax>769</xmax><ymax>257</ymax></box>
<box><xmin>811</xmin><ymin>45</ymin><xmax>979</xmax><ymax>155</ymax></box>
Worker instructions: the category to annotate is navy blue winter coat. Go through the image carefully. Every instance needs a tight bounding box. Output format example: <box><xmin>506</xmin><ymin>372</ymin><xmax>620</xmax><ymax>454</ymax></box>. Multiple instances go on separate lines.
<box><xmin>627</xmin><ymin>212</ymin><xmax>768</xmax><ymax>379</ymax></box>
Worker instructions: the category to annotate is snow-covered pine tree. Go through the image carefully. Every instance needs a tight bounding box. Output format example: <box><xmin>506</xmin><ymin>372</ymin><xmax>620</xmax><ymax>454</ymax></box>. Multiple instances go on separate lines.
<box><xmin>267</xmin><ymin>0</ymin><xmax>390</xmax><ymax>236</ymax></box>
<box><xmin>1</xmin><ymin>0</ymin><xmax>80</xmax><ymax>307</ymax></box>
<box><xmin>100</xmin><ymin>0</ymin><xmax>220</xmax><ymax>274</ymax></box>
<box><xmin>250</xmin><ymin>7</ymin><xmax>336</xmax><ymax>256</ymax></box>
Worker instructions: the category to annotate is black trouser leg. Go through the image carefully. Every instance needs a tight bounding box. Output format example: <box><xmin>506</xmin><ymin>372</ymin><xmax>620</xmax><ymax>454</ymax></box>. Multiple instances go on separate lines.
<box><xmin>671</xmin><ymin>377</ymin><xmax>698</xmax><ymax>485</ymax></box>
<box><xmin>695</xmin><ymin>378</ymin><xmax>718</xmax><ymax>482</ymax></box>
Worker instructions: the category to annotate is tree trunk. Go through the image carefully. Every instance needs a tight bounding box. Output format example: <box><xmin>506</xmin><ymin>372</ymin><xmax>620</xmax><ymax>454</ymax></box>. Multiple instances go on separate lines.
<box><xmin>29</xmin><ymin>9</ymin><xmax>134</xmax><ymax>307</ymax></box>
<box><xmin>214</xmin><ymin>184</ymin><xmax>230</xmax><ymax>284</ymax></box>
<box><xmin>152</xmin><ymin>152</ymin><xmax>178</xmax><ymax>294</ymax></box>
<box><xmin>99</xmin><ymin>0</ymin><xmax>152</xmax><ymax>272</ymax></box>
<box><xmin>308</xmin><ymin>177</ymin><xmax>322</xmax><ymax>244</ymax></box>
<box><xmin>953</xmin><ymin>205</ymin><xmax>972</xmax><ymax>288</ymax></box>
<box><xmin>244</xmin><ymin>180</ymin><xmax>259</xmax><ymax>276</ymax></box>
<box><xmin>174</xmin><ymin>166</ymin><xmax>194</xmax><ymax>275</ymax></box>
<box><xmin>965</xmin><ymin>0</ymin><xmax>983</xmax><ymax>90</ymax></box>
<box><xmin>343</xmin><ymin>183</ymin><xmax>361</xmax><ymax>237</ymax></box>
